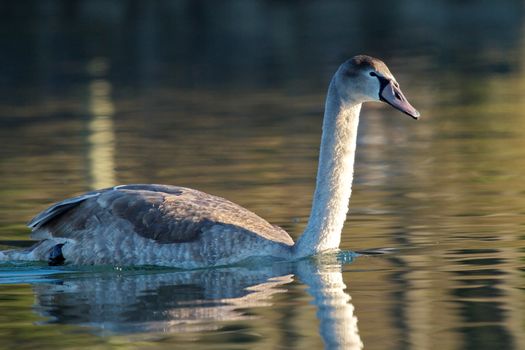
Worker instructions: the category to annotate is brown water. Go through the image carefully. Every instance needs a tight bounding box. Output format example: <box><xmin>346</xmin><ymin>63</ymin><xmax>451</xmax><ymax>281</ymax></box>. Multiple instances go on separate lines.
<box><xmin>1</xmin><ymin>1</ymin><xmax>525</xmax><ymax>349</ymax></box>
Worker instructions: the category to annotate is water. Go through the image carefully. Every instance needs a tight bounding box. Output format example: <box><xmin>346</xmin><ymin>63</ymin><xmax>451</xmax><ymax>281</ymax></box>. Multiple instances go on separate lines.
<box><xmin>1</xmin><ymin>1</ymin><xmax>525</xmax><ymax>349</ymax></box>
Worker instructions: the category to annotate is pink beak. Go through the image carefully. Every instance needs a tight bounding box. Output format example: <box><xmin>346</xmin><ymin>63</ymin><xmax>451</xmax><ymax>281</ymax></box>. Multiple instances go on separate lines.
<box><xmin>380</xmin><ymin>80</ymin><xmax>420</xmax><ymax>120</ymax></box>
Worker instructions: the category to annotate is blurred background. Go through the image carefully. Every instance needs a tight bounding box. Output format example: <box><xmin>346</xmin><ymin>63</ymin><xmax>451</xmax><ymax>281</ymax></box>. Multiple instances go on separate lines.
<box><xmin>0</xmin><ymin>1</ymin><xmax>524</xmax><ymax>349</ymax></box>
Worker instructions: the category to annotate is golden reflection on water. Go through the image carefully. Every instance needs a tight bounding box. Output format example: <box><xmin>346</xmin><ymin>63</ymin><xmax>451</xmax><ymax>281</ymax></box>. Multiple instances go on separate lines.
<box><xmin>86</xmin><ymin>58</ymin><xmax>116</xmax><ymax>190</ymax></box>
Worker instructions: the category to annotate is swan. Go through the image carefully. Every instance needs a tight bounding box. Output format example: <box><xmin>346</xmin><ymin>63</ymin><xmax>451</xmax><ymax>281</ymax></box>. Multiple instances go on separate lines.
<box><xmin>2</xmin><ymin>55</ymin><xmax>419</xmax><ymax>268</ymax></box>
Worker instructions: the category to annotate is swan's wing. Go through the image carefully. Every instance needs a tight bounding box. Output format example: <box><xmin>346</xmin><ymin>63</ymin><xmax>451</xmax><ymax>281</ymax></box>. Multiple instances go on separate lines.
<box><xmin>28</xmin><ymin>191</ymin><xmax>101</xmax><ymax>230</ymax></box>
<box><xmin>28</xmin><ymin>184</ymin><xmax>294</xmax><ymax>246</ymax></box>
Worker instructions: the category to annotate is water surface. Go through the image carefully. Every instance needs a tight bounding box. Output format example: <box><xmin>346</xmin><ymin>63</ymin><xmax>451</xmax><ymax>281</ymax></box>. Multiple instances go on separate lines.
<box><xmin>1</xmin><ymin>1</ymin><xmax>525</xmax><ymax>349</ymax></box>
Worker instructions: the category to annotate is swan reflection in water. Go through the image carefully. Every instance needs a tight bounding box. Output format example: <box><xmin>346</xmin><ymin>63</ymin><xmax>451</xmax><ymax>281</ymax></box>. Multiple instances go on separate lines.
<box><xmin>29</xmin><ymin>253</ymin><xmax>362</xmax><ymax>349</ymax></box>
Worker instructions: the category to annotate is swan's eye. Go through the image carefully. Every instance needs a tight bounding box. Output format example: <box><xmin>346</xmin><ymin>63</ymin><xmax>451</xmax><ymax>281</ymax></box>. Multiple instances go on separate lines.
<box><xmin>369</xmin><ymin>72</ymin><xmax>378</xmax><ymax>77</ymax></box>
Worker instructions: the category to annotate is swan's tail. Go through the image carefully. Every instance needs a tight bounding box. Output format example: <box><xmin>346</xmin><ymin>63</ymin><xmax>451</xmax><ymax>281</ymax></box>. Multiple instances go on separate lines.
<box><xmin>0</xmin><ymin>247</ymin><xmax>38</xmax><ymax>262</ymax></box>
<box><xmin>0</xmin><ymin>240</ymin><xmax>58</xmax><ymax>262</ymax></box>
<box><xmin>0</xmin><ymin>249</ymin><xmax>38</xmax><ymax>261</ymax></box>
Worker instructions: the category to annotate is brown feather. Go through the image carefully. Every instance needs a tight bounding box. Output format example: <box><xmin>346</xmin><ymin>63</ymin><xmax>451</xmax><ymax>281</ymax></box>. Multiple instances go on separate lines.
<box><xmin>30</xmin><ymin>184</ymin><xmax>294</xmax><ymax>246</ymax></box>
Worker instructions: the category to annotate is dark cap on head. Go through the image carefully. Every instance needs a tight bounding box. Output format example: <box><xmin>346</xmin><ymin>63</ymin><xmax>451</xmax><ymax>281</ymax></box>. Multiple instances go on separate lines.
<box><xmin>349</xmin><ymin>55</ymin><xmax>393</xmax><ymax>78</ymax></box>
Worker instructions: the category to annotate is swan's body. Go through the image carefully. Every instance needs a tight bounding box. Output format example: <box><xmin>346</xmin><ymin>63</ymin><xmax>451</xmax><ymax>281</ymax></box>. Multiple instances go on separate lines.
<box><xmin>25</xmin><ymin>185</ymin><xmax>294</xmax><ymax>268</ymax></box>
<box><xmin>2</xmin><ymin>55</ymin><xmax>419</xmax><ymax>267</ymax></box>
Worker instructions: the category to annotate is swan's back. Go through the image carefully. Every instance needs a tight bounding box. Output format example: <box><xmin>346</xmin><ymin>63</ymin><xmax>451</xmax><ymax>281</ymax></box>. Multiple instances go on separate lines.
<box><xmin>28</xmin><ymin>184</ymin><xmax>294</xmax><ymax>267</ymax></box>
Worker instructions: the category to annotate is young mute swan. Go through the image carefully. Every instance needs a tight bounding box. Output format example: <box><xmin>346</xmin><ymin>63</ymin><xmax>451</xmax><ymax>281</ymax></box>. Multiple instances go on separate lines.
<box><xmin>3</xmin><ymin>55</ymin><xmax>419</xmax><ymax>268</ymax></box>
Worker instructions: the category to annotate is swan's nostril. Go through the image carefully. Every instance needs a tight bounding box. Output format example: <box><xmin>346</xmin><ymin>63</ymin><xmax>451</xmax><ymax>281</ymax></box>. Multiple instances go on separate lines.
<box><xmin>394</xmin><ymin>91</ymin><xmax>401</xmax><ymax>99</ymax></box>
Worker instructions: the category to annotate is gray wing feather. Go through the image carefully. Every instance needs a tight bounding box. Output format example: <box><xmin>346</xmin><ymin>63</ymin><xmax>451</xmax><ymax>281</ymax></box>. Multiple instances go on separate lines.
<box><xmin>27</xmin><ymin>192</ymin><xmax>101</xmax><ymax>230</ymax></box>
<box><xmin>27</xmin><ymin>184</ymin><xmax>294</xmax><ymax>246</ymax></box>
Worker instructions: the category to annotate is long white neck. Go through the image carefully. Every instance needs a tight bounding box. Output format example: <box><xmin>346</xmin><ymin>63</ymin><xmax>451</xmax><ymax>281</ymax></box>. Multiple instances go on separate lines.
<box><xmin>294</xmin><ymin>77</ymin><xmax>361</xmax><ymax>257</ymax></box>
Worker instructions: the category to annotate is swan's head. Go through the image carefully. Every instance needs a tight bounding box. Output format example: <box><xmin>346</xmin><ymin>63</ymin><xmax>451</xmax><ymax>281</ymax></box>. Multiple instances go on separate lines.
<box><xmin>335</xmin><ymin>55</ymin><xmax>420</xmax><ymax>119</ymax></box>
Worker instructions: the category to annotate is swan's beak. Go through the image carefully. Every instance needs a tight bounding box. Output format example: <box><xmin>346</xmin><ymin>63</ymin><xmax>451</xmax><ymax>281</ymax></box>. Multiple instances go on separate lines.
<box><xmin>380</xmin><ymin>81</ymin><xmax>420</xmax><ymax>120</ymax></box>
